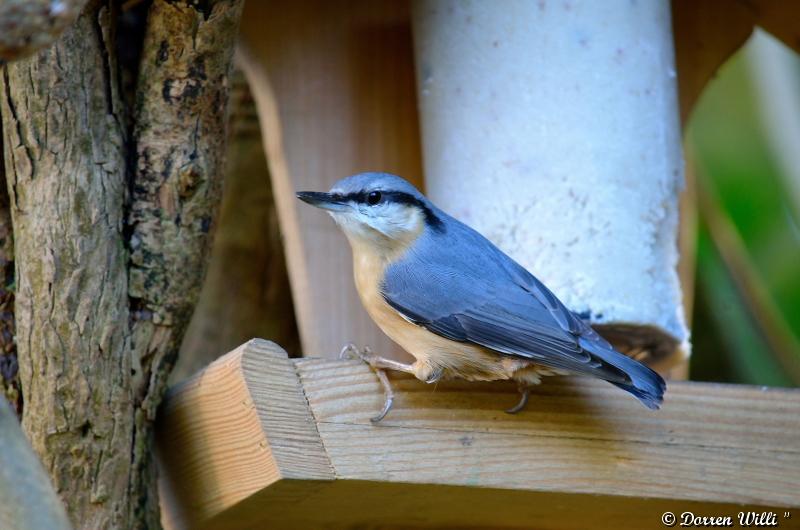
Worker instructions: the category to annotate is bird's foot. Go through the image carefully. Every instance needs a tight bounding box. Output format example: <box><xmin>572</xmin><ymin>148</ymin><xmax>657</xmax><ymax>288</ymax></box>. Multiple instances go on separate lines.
<box><xmin>505</xmin><ymin>385</ymin><xmax>531</xmax><ymax>414</ymax></box>
<box><xmin>339</xmin><ymin>343</ymin><xmax>414</xmax><ymax>423</ymax></box>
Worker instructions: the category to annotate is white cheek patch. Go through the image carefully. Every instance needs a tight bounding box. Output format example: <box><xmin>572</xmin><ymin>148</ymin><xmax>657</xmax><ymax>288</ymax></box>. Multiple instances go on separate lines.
<box><xmin>365</xmin><ymin>204</ymin><xmax>422</xmax><ymax>238</ymax></box>
<box><xmin>330</xmin><ymin>209</ymin><xmax>374</xmax><ymax>241</ymax></box>
<box><xmin>329</xmin><ymin>210</ymin><xmax>360</xmax><ymax>232</ymax></box>
<box><xmin>331</xmin><ymin>203</ymin><xmax>423</xmax><ymax>243</ymax></box>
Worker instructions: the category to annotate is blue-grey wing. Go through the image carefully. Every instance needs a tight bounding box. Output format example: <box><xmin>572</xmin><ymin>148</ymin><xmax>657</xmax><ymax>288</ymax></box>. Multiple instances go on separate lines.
<box><xmin>381</xmin><ymin>224</ymin><xmax>631</xmax><ymax>383</ymax></box>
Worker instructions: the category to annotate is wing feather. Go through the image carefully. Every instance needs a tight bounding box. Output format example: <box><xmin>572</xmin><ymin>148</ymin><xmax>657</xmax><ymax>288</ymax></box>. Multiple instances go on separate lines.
<box><xmin>382</xmin><ymin>252</ymin><xmax>631</xmax><ymax>384</ymax></box>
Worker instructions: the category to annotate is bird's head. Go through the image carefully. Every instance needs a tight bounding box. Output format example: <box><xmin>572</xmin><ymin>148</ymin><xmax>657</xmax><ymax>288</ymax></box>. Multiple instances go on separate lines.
<box><xmin>297</xmin><ymin>172</ymin><xmax>443</xmax><ymax>255</ymax></box>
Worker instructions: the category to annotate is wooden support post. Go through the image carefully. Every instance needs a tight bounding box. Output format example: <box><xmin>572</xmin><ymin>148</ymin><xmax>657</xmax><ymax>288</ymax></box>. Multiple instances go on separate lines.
<box><xmin>157</xmin><ymin>340</ymin><xmax>800</xmax><ymax>530</ymax></box>
<box><xmin>237</xmin><ymin>0</ymin><xmax>423</xmax><ymax>360</ymax></box>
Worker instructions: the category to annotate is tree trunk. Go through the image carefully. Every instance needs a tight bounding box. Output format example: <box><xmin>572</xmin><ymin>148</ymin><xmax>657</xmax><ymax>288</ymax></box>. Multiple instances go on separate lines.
<box><xmin>1</xmin><ymin>4</ymin><xmax>133</xmax><ymax>528</ymax></box>
<box><xmin>127</xmin><ymin>2</ymin><xmax>243</xmax><ymax>526</ymax></box>
<box><xmin>0</xmin><ymin>0</ymin><xmax>242</xmax><ymax>527</ymax></box>
<box><xmin>0</xmin><ymin>0</ymin><xmax>89</xmax><ymax>62</ymax></box>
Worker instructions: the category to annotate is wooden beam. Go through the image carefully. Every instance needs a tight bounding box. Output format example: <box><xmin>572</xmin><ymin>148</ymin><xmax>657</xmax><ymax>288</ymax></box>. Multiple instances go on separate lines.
<box><xmin>157</xmin><ymin>340</ymin><xmax>800</xmax><ymax>530</ymax></box>
<box><xmin>237</xmin><ymin>0</ymin><xmax>423</xmax><ymax>360</ymax></box>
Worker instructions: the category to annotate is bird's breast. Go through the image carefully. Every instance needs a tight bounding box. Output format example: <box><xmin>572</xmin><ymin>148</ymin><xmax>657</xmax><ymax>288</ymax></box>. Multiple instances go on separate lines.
<box><xmin>351</xmin><ymin>246</ymin><xmax>418</xmax><ymax>350</ymax></box>
<box><xmin>351</xmin><ymin>245</ymin><xmax>455</xmax><ymax>365</ymax></box>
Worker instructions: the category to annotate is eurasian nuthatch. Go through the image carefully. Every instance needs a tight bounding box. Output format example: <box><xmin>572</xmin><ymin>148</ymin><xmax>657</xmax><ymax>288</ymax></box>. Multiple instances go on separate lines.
<box><xmin>297</xmin><ymin>172</ymin><xmax>665</xmax><ymax>421</ymax></box>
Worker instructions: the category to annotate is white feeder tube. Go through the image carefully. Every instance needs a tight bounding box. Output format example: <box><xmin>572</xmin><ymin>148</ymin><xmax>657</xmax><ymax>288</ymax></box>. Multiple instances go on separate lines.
<box><xmin>413</xmin><ymin>0</ymin><xmax>689</xmax><ymax>363</ymax></box>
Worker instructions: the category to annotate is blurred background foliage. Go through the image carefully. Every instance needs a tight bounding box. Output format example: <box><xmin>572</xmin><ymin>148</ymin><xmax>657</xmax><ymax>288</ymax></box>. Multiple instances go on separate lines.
<box><xmin>687</xmin><ymin>30</ymin><xmax>800</xmax><ymax>386</ymax></box>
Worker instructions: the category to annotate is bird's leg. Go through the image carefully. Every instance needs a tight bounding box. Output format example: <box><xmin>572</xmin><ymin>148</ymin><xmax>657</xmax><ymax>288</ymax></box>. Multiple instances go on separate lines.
<box><xmin>339</xmin><ymin>343</ymin><xmax>414</xmax><ymax>422</ymax></box>
<box><xmin>505</xmin><ymin>384</ymin><xmax>531</xmax><ymax>414</ymax></box>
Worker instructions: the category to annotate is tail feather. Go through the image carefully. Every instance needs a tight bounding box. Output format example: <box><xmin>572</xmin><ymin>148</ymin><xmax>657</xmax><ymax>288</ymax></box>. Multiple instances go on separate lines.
<box><xmin>609</xmin><ymin>380</ymin><xmax>664</xmax><ymax>410</ymax></box>
<box><xmin>579</xmin><ymin>337</ymin><xmax>667</xmax><ymax>409</ymax></box>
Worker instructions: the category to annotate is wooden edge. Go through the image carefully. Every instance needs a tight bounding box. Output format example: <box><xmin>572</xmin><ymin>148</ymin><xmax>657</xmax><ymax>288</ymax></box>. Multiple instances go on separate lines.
<box><xmin>239</xmin><ymin>340</ymin><xmax>333</xmax><ymax>481</ymax></box>
<box><xmin>205</xmin><ymin>479</ymin><xmax>797</xmax><ymax>530</ymax></box>
<box><xmin>158</xmin><ymin>342</ymin><xmax>800</xmax><ymax>530</ymax></box>
<box><xmin>156</xmin><ymin>339</ymin><xmax>332</xmax><ymax>530</ymax></box>
<box><xmin>672</xmin><ymin>0</ymin><xmax>756</xmax><ymax>126</ymax></box>
<box><xmin>673</xmin><ymin>0</ymin><xmax>800</xmax><ymax>127</ymax></box>
<box><xmin>750</xmin><ymin>0</ymin><xmax>800</xmax><ymax>57</ymax></box>
<box><xmin>235</xmin><ymin>45</ymin><xmax>316</xmax><ymax>356</ymax></box>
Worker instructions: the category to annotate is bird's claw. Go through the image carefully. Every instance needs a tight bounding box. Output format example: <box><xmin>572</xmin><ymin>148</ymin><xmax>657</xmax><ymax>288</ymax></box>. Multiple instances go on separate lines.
<box><xmin>339</xmin><ymin>343</ymin><xmax>361</xmax><ymax>360</ymax></box>
<box><xmin>505</xmin><ymin>386</ymin><xmax>530</xmax><ymax>414</ymax></box>
<box><xmin>370</xmin><ymin>367</ymin><xmax>395</xmax><ymax>423</ymax></box>
<box><xmin>339</xmin><ymin>343</ymin><xmax>395</xmax><ymax>422</ymax></box>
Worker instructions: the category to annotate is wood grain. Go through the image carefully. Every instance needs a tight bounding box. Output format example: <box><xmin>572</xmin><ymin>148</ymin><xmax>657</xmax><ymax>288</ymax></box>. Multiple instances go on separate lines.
<box><xmin>158</xmin><ymin>340</ymin><xmax>800</xmax><ymax>530</ymax></box>
<box><xmin>157</xmin><ymin>340</ymin><xmax>332</xmax><ymax>530</ymax></box>
<box><xmin>203</xmin><ymin>480</ymin><xmax>795</xmax><ymax>530</ymax></box>
<box><xmin>237</xmin><ymin>0</ymin><xmax>423</xmax><ymax>360</ymax></box>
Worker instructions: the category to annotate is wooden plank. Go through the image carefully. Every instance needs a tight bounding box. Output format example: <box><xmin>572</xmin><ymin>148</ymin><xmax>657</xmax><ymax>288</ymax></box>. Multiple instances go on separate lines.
<box><xmin>157</xmin><ymin>340</ymin><xmax>800</xmax><ymax>530</ymax></box>
<box><xmin>156</xmin><ymin>341</ymin><xmax>332</xmax><ymax>530</ymax></box>
<box><xmin>237</xmin><ymin>0</ymin><xmax>423</xmax><ymax>359</ymax></box>
<box><xmin>202</xmin><ymin>480</ymin><xmax>792</xmax><ymax>530</ymax></box>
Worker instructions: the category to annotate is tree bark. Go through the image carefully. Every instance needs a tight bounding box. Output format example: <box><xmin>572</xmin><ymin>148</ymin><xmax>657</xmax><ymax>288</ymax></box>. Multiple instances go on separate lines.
<box><xmin>0</xmin><ymin>0</ymin><xmax>242</xmax><ymax>527</ymax></box>
<box><xmin>127</xmin><ymin>0</ymin><xmax>243</xmax><ymax>526</ymax></box>
<box><xmin>0</xmin><ymin>110</ymin><xmax>19</xmax><ymax>415</ymax></box>
<box><xmin>0</xmin><ymin>0</ymin><xmax>89</xmax><ymax>62</ymax></box>
<box><xmin>1</xmin><ymin>3</ymin><xmax>133</xmax><ymax>527</ymax></box>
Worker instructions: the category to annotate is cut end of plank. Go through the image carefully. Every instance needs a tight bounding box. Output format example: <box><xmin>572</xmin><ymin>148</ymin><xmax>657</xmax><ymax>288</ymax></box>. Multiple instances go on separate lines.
<box><xmin>157</xmin><ymin>340</ymin><xmax>800</xmax><ymax>530</ymax></box>
<box><xmin>156</xmin><ymin>339</ymin><xmax>332</xmax><ymax>530</ymax></box>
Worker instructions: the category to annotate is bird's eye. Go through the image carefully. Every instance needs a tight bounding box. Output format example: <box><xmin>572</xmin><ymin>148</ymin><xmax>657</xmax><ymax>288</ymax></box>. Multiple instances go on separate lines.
<box><xmin>367</xmin><ymin>191</ymin><xmax>382</xmax><ymax>205</ymax></box>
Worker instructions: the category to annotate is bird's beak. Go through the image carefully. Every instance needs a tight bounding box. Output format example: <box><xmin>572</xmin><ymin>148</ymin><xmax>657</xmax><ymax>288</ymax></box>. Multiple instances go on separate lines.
<box><xmin>296</xmin><ymin>191</ymin><xmax>349</xmax><ymax>212</ymax></box>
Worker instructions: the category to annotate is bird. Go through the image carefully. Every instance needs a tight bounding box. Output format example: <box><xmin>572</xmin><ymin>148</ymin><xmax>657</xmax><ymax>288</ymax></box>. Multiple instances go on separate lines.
<box><xmin>297</xmin><ymin>172</ymin><xmax>666</xmax><ymax>422</ymax></box>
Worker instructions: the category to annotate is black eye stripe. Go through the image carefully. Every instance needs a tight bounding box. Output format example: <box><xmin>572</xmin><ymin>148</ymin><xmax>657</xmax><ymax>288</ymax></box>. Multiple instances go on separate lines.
<box><xmin>348</xmin><ymin>190</ymin><xmax>446</xmax><ymax>232</ymax></box>
<box><xmin>334</xmin><ymin>190</ymin><xmax>421</xmax><ymax>206</ymax></box>
<box><xmin>328</xmin><ymin>190</ymin><xmax>445</xmax><ymax>232</ymax></box>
